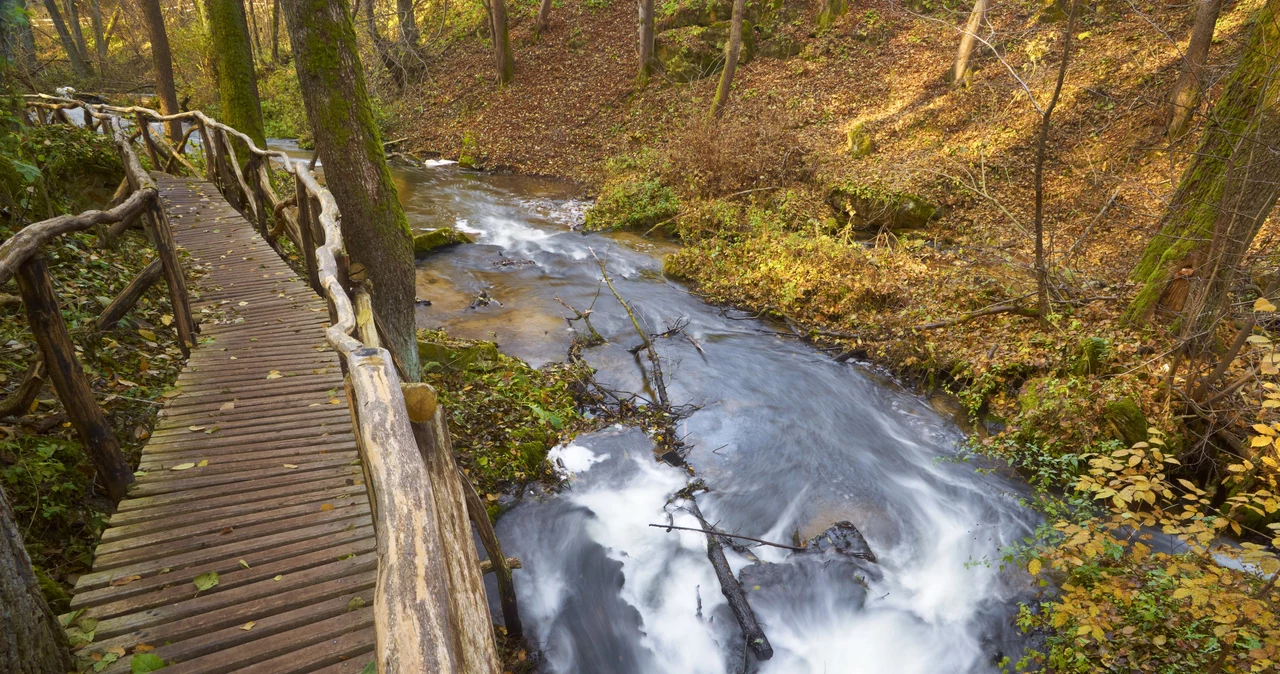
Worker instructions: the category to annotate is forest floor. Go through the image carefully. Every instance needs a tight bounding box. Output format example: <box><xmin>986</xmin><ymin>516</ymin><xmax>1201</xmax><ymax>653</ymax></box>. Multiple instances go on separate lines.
<box><xmin>382</xmin><ymin>0</ymin><xmax>1280</xmax><ymax>666</ymax></box>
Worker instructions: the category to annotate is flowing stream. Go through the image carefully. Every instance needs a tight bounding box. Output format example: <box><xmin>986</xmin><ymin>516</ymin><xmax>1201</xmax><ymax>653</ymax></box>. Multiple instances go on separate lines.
<box><xmin>272</xmin><ymin>143</ymin><xmax>1039</xmax><ymax>673</ymax></box>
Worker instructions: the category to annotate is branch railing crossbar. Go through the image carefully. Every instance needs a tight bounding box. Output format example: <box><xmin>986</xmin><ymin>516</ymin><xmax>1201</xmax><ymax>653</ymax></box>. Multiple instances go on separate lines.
<box><xmin>18</xmin><ymin>94</ymin><xmax>504</xmax><ymax>674</ymax></box>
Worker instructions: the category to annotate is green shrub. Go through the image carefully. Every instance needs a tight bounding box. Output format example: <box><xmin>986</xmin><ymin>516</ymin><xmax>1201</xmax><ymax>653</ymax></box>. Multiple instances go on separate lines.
<box><xmin>583</xmin><ymin>178</ymin><xmax>680</xmax><ymax>232</ymax></box>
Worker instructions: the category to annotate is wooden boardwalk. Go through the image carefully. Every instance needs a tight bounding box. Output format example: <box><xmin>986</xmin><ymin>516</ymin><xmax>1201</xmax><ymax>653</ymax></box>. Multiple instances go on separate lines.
<box><xmin>69</xmin><ymin>175</ymin><xmax>377</xmax><ymax>673</ymax></box>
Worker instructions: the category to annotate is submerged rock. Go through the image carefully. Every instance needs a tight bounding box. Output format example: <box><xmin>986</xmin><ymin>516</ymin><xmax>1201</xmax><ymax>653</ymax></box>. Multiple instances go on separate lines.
<box><xmin>804</xmin><ymin>520</ymin><xmax>877</xmax><ymax>562</ymax></box>
<box><xmin>413</xmin><ymin>228</ymin><xmax>473</xmax><ymax>257</ymax></box>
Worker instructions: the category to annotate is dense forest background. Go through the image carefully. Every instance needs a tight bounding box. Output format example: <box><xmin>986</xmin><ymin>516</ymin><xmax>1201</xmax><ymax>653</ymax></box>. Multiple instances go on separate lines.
<box><xmin>3</xmin><ymin>0</ymin><xmax>1280</xmax><ymax>670</ymax></box>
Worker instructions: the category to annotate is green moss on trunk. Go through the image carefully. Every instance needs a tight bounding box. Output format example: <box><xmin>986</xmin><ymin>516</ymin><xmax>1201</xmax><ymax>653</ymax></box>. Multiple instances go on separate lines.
<box><xmin>207</xmin><ymin>0</ymin><xmax>267</xmax><ymax>149</ymax></box>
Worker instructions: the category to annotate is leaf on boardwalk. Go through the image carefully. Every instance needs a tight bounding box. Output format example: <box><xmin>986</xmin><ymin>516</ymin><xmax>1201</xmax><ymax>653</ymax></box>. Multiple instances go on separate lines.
<box><xmin>219</xmin><ymin>401</ymin><xmax>235</xmax><ymax>412</ymax></box>
<box><xmin>282</xmin><ymin>463</ymin><xmax>298</xmax><ymax>469</ymax></box>
<box><xmin>240</xmin><ymin>621</ymin><xmax>255</xmax><ymax>631</ymax></box>
<box><xmin>193</xmin><ymin>571</ymin><xmax>219</xmax><ymax>592</ymax></box>
<box><xmin>273</xmin><ymin>575</ymin><xmax>283</xmax><ymax>581</ymax></box>
<box><xmin>130</xmin><ymin>652</ymin><xmax>167</xmax><ymax>673</ymax></box>
<box><xmin>239</xmin><ymin>559</ymin><xmax>251</xmax><ymax>569</ymax></box>
<box><xmin>170</xmin><ymin>463</ymin><xmax>195</xmax><ymax>471</ymax></box>
<box><xmin>267</xmin><ymin>370</ymin><xmax>283</xmax><ymax>379</ymax></box>
<box><xmin>197</xmin><ymin>459</ymin><xmax>208</xmax><ymax>467</ymax></box>
<box><xmin>321</xmin><ymin>503</ymin><xmax>335</xmax><ymax>511</ymax></box>
<box><xmin>347</xmin><ymin>596</ymin><xmax>367</xmax><ymax>611</ymax></box>
<box><xmin>110</xmin><ymin>575</ymin><xmax>141</xmax><ymax>587</ymax></box>
<box><xmin>132</xmin><ymin>644</ymin><xmax>155</xmax><ymax>653</ymax></box>
<box><xmin>187</xmin><ymin>425</ymin><xmax>206</xmax><ymax>431</ymax></box>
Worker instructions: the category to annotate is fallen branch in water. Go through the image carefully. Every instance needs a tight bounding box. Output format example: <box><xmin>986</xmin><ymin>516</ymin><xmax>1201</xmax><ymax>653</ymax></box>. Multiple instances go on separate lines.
<box><xmin>648</xmin><ymin>523</ymin><xmax>803</xmax><ymax>551</ymax></box>
<box><xmin>687</xmin><ymin>500</ymin><xmax>774</xmax><ymax>661</ymax></box>
<box><xmin>592</xmin><ymin>248</ymin><xmax>669</xmax><ymax>407</ymax></box>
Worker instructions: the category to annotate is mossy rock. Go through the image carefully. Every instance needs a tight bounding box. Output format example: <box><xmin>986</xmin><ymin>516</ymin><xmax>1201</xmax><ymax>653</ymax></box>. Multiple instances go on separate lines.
<box><xmin>1103</xmin><ymin>397</ymin><xmax>1148</xmax><ymax>447</ymax></box>
<box><xmin>413</xmin><ymin>228</ymin><xmax>473</xmax><ymax>257</ymax></box>
<box><xmin>655</xmin><ymin>22</ymin><xmax>756</xmax><ymax>82</ymax></box>
<box><xmin>1037</xmin><ymin>0</ymin><xmax>1069</xmax><ymax>23</ymax></box>
<box><xmin>417</xmin><ymin>339</ymin><xmax>500</xmax><ymax>373</ymax></box>
<box><xmin>825</xmin><ymin>184</ymin><xmax>939</xmax><ymax>232</ymax></box>
<box><xmin>1073</xmin><ymin>337</ymin><xmax>1113</xmax><ymax>376</ymax></box>
<box><xmin>584</xmin><ymin>178</ymin><xmax>679</xmax><ymax>232</ymax></box>
<box><xmin>845</xmin><ymin>122</ymin><xmax>874</xmax><ymax>159</ymax></box>
<box><xmin>817</xmin><ymin>0</ymin><xmax>849</xmax><ymax>29</ymax></box>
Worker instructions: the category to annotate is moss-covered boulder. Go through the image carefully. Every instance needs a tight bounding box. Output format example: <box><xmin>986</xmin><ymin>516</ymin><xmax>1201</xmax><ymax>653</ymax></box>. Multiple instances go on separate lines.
<box><xmin>817</xmin><ymin>0</ymin><xmax>849</xmax><ymax>29</ymax></box>
<box><xmin>825</xmin><ymin>184</ymin><xmax>939</xmax><ymax>232</ymax></box>
<box><xmin>417</xmin><ymin>338</ymin><xmax>500</xmax><ymax>373</ymax></box>
<box><xmin>413</xmin><ymin>228</ymin><xmax>473</xmax><ymax>257</ymax></box>
<box><xmin>655</xmin><ymin>22</ymin><xmax>756</xmax><ymax>82</ymax></box>
<box><xmin>1073</xmin><ymin>337</ymin><xmax>1113</xmax><ymax>376</ymax></box>
<box><xmin>458</xmin><ymin>131</ymin><xmax>479</xmax><ymax>169</ymax></box>
<box><xmin>845</xmin><ymin>122</ymin><xmax>874</xmax><ymax>159</ymax></box>
<box><xmin>1103</xmin><ymin>397</ymin><xmax>1148</xmax><ymax>447</ymax></box>
<box><xmin>584</xmin><ymin>178</ymin><xmax>680</xmax><ymax>232</ymax></box>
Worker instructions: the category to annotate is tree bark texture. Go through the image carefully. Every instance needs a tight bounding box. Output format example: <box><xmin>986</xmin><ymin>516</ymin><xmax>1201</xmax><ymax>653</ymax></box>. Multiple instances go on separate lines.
<box><xmin>952</xmin><ymin>0</ymin><xmax>987</xmax><ymax>84</ymax></box>
<box><xmin>1127</xmin><ymin>0</ymin><xmax>1280</xmax><ymax>324</ymax></box>
<box><xmin>138</xmin><ymin>0</ymin><xmax>183</xmax><ymax>142</ymax></box>
<box><xmin>362</xmin><ymin>0</ymin><xmax>405</xmax><ymax>85</ymax></box>
<box><xmin>248</xmin><ymin>0</ymin><xmax>265</xmax><ymax>62</ymax></box>
<box><xmin>485</xmin><ymin>0</ymin><xmax>512</xmax><ymax>84</ymax></box>
<box><xmin>535</xmin><ymin>0</ymin><xmax>551</xmax><ymax>36</ymax></box>
<box><xmin>1033</xmin><ymin>0</ymin><xmax>1077</xmax><ymax>324</ymax></box>
<box><xmin>63</xmin><ymin>0</ymin><xmax>90</xmax><ymax>66</ymax></box>
<box><xmin>208</xmin><ymin>0</ymin><xmax>268</xmax><ymax>148</ymax></box>
<box><xmin>271</xmin><ymin>0</ymin><xmax>280</xmax><ymax>61</ymax></box>
<box><xmin>281</xmin><ymin>0</ymin><xmax>420</xmax><ymax>380</ymax></box>
<box><xmin>88</xmin><ymin>0</ymin><xmax>105</xmax><ymax>64</ymax></box>
<box><xmin>637</xmin><ymin>0</ymin><xmax>654</xmax><ymax>84</ymax></box>
<box><xmin>709</xmin><ymin>0</ymin><xmax>746</xmax><ymax>118</ymax></box>
<box><xmin>41</xmin><ymin>0</ymin><xmax>91</xmax><ymax>75</ymax></box>
<box><xmin>0</xmin><ymin>485</ymin><xmax>72</xmax><ymax>674</ymax></box>
<box><xmin>395</xmin><ymin>0</ymin><xmax>417</xmax><ymax>48</ymax></box>
<box><xmin>15</xmin><ymin>256</ymin><xmax>134</xmax><ymax>502</ymax></box>
<box><xmin>1168</xmin><ymin>0</ymin><xmax>1225</xmax><ymax>139</ymax></box>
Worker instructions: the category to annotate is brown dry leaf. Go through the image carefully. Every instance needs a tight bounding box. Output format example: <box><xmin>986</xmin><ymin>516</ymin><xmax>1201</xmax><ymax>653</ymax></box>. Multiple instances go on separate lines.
<box><xmin>133</xmin><ymin>644</ymin><xmax>155</xmax><ymax>653</ymax></box>
<box><xmin>107</xmin><ymin>646</ymin><xmax>126</xmax><ymax>657</ymax></box>
<box><xmin>110</xmin><ymin>575</ymin><xmax>141</xmax><ymax>587</ymax></box>
<box><xmin>320</xmin><ymin>503</ymin><xmax>335</xmax><ymax>511</ymax></box>
<box><xmin>220</xmin><ymin>401</ymin><xmax>236</xmax><ymax>412</ymax></box>
<box><xmin>241</xmin><ymin>621</ymin><xmax>256</xmax><ymax>631</ymax></box>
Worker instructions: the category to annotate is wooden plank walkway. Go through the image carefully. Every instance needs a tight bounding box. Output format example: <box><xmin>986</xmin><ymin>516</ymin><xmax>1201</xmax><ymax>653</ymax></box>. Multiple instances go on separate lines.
<box><xmin>69</xmin><ymin>175</ymin><xmax>377</xmax><ymax>673</ymax></box>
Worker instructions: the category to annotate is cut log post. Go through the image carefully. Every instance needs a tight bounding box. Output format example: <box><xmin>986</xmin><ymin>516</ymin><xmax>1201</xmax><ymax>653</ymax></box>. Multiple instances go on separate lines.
<box><xmin>213</xmin><ymin>131</ymin><xmax>243</xmax><ymax>211</ymax></box>
<box><xmin>95</xmin><ymin>259</ymin><xmax>163</xmax><ymax>330</ymax></box>
<box><xmin>688</xmin><ymin>500</ymin><xmax>773</xmax><ymax>660</ymax></box>
<box><xmin>404</xmin><ymin>382</ymin><xmax>507</xmax><ymax>667</ymax></box>
<box><xmin>0</xmin><ymin>357</ymin><xmax>45</xmax><ymax>418</ymax></box>
<box><xmin>354</xmin><ymin>287</ymin><xmax>381</xmax><ymax>349</ymax></box>
<box><xmin>15</xmin><ymin>256</ymin><xmax>134</xmax><ymax>502</ymax></box>
<box><xmin>145</xmin><ymin>203</ymin><xmax>195</xmax><ymax>354</ymax></box>
<box><xmin>294</xmin><ymin>174</ymin><xmax>321</xmax><ymax>292</ymax></box>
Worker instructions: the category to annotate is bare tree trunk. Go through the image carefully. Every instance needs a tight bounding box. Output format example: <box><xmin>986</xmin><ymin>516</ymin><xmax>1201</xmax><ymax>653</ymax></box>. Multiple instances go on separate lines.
<box><xmin>1127</xmin><ymin>0</ymin><xmax>1280</xmax><ymax>324</ymax></box>
<box><xmin>363</xmin><ymin>0</ymin><xmax>405</xmax><ymax>85</ymax></box>
<box><xmin>281</xmin><ymin>0</ymin><xmax>420</xmax><ymax>379</ymax></box>
<box><xmin>535</xmin><ymin>0</ymin><xmax>551</xmax><ymax>37</ymax></box>
<box><xmin>951</xmin><ymin>0</ymin><xmax>986</xmax><ymax>84</ymax></box>
<box><xmin>41</xmin><ymin>0</ymin><xmax>91</xmax><ymax>75</ymax></box>
<box><xmin>208</xmin><ymin>0</ymin><xmax>267</xmax><ymax>147</ymax></box>
<box><xmin>0</xmin><ymin>486</ymin><xmax>72</xmax><ymax>674</ymax></box>
<box><xmin>11</xmin><ymin>0</ymin><xmax>39</xmax><ymax>72</ymax></box>
<box><xmin>709</xmin><ymin>0</ymin><xmax>746</xmax><ymax>118</ymax></box>
<box><xmin>247</xmin><ymin>0</ymin><xmax>264</xmax><ymax>63</ymax></box>
<box><xmin>63</xmin><ymin>0</ymin><xmax>90</xmax><ymax>67</ymax></box>
<box><xmin>1168</xmin><ymin>0</ymin><xmax>1224</xmax><ymax>139</ymax></box>
<box><xmin>138</xmin><ymin>0</ymin><xmax>182</xmax><ymax>142</ymax></box>
<box><xmin>88</xmin><ymin>0</ymin><xmax>105</xmax><ymax>66</ymax></box>
<box><xmin>483</xmin><ymin>0</ymin><xmax>512</xmax><ymax>84</ymax></box>
<box><xmin>271</xmin><ymin>0</ymin><xmax>280</xmax><ymax>62</ymax></box>
<box><xmin>637</xmin><ymin>0</ymin><xmax>654</xmax><ymax>85</ymax></box>
<box><xmin>1032</xmin><ymin>0</ymin><xmax>1077</xmax><ymax>325</ymax></box>
<box><xmin>395</xmin><ymin>0</ymin><xmax>417</xmax><ymax>49</ymax></box>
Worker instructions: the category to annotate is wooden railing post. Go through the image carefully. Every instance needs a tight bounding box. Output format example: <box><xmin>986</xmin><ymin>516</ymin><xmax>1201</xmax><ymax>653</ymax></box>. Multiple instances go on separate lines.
<box><xmin>145</xmin><ymin>201</ymin><xmax>196</xmax><ymax>355</ymax></box>
<box><xmin>136</xmin><ymin>113</ymin><xmax>162</xmax><ymax>169</ymax></box>
<box><xmin>196</xmin><ymin>122</ymin><xmax>217</xmax><ymax>184</ymax></box>
<box><xmin>245</xmin><ymin>155</ymin><xmax>270</xmax><ymax>238</ymax></box>
<box><xmin>15</xmin><ymin>255</ymin><xmax>134</xmax><ymax>502</ymax></box>
<box><xmin>294</xmin><ymin>173</ymin><xmax>321</xmax><ymax>292</ymax></box>
<box><xmin>83</xmin><ymin>107</ymin><xmax>93</xmax><ymax>131</ymax></box>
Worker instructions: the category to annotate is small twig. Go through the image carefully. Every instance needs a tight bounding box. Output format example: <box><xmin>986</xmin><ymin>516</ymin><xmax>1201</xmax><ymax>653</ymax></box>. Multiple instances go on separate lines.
<box><xmin>647</xmin><ymin>524</ymin><xmax>803</xmax><ymax>551</ymax></box>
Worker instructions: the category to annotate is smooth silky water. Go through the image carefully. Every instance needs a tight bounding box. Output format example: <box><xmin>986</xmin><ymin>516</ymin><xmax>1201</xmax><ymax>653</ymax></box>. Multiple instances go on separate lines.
<box><xmin>271</xmin><ymin>142</ymin><xmax>1039</xmax><ymax>673</ymax></box>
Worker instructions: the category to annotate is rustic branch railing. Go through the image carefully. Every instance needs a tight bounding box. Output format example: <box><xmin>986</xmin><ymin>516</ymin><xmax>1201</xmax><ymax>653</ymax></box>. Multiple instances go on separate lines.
<box><xmin>16</xmin><ymin>95</ymin><xmax>510</xmax><ymax>673</ymax></box>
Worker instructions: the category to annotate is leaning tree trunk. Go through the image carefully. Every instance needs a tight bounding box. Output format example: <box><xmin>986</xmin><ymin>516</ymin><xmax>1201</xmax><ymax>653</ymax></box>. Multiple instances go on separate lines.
<box><xmin>637</xmin><ymin>0</ymin><xmax>654</xmax><ymax>85</ymax></box>
<box><xmin>484</xmin><ymin>0</ymin><xmax>513</xmax><ymax>84</ymax></box>
<box><xmin>535</xmin><ymin>0</ymin><xmax>551</xmax><ymax>37</ymax></box>
<box><xmin>88</xmin><ymin>0</ymin><xmax>105</xmax><ymax>66</ymax></box>
<box><xmin>138</xmin><ymin>0</ymin><xmax>183</xmax><ymax>142</ymax></box>
<box><xmin>207</xmin><ymin>0</ymin><xmax>267</xmax><ymax>148</ymax></box>
<box><xmin>709</xmin><ymin>0</ymin><xmax>746</xmax><ymax>118</ymax></box>
<box><xmin>0</xmin><ymin>486</ymin><xmax>73</xmax><ymax>674</ymax></box>
<box><xmin>63</xmin><ymin>0</ymin><xmax>91</xmax><ymax>68</ymax></box>
<box><xmin>1126</xmin><ymin>0</ymin><xmax>1280</xmax><ymax>325</ymax></box>
<box><xmin>1168</xmin><ymin>0</ymin><xmax>1225</xmax><ymax>139</ymax></box>
<box><xmin>951</xmin><ymin>0</ymin><xmax>987</xmax><ymax>84</ymax></box>
<box><xmin>41</xmin><ymin>0</ymin><xmax>91</xmax><ymax>75</ymax></box>
<box><xmin>280</xmin><ymin>0</ymin><xmax>420</xmax><ymax>380</ymax></box>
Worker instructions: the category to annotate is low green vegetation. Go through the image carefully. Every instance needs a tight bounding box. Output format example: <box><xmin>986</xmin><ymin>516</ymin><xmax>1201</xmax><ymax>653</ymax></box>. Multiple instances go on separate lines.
<box><xmin>418</xmin><ymin>331</ymin><xmax>590</xmax><ymax>501</ymax></box>
<box><xmin>582</xmin><ymin>177</ymin><xmax>679</xmax><ymax>232</ymax></box>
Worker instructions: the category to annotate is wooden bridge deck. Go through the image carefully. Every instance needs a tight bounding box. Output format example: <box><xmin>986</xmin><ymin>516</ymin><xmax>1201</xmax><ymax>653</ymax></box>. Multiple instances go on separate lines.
<box><xmin>68</xmin><ymin>175</ymin><xmax>376</xmax><ymax>673</ymax></box>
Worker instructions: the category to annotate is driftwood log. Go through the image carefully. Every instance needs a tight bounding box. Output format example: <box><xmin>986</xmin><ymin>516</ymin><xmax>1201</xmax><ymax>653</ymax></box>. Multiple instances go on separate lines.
<box><xmin>688</xmin><ymin>501</ymin><xmax>774</xmax><ymax>660</ymax></box>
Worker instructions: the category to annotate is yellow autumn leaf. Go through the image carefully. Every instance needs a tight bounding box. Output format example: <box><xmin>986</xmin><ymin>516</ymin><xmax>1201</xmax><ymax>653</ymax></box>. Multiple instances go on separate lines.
<box><xmin>170</xmin><ymin>462</ymin><xmax>196</xmax><ymax>471</ymax></box>
<box><xmin>197</xmin><ymin>459</ymin><xmax>208</xmax><ymax>467</ymax></box>
<box><xmin>1252</xmin><ymin>436</ymin><xmax>1273</xmax><ymax>448</ymax></box>
<box><xmin>1255</xmin><ymin>297</ymin><xmax>1277</xmax><ymax>312</ymax></box>
<box><xmin>1255</xmin><ymin>424</ymin><xmax>1277</xmax><ymax>436</ymax></box>
<box><xmin>1028</xmin><ymin>559</ymin><xmax>1042</xmax><ymax>576</ymax></box>
<box><xmin>1153</xmin><ymin>635</ymin><xmax>1167</xmax><ymax>646</ymax></box>
<box><xmin>160</xmin><ymin>314</ymin><xmax>173</xmax><ymax>326</ymax></box>
<box><xmin>267</xmin><ymin>370</ymin><xmax>283</xmax><ymax>379</ymax></box>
